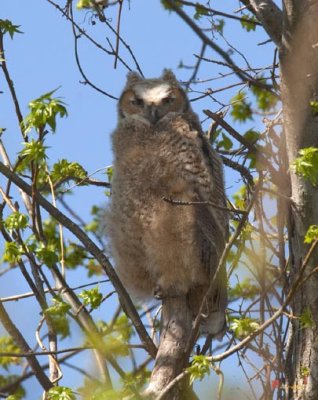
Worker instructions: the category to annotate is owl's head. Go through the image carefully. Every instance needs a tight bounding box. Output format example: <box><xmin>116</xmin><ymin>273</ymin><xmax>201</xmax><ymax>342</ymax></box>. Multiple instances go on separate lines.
<box><xmin>118</xmin><ymin>69</ymin><xmax>190</xmax><ymax>125</ymax></box>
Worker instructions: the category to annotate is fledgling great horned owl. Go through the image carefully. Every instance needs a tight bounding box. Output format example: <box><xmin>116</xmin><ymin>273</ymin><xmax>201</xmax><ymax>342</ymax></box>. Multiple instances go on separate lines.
<box><xmin>106</xmin><ymin>69</ymin><xmax>228</xmax><ymax>337</ymax></box>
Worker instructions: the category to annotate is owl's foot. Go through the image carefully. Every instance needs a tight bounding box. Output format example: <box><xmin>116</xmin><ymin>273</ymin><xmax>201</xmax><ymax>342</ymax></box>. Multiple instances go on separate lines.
<box><xmin>153</xmin><ymin>285</ymin><xmax>164</xmax><ymax>300</ymax></box>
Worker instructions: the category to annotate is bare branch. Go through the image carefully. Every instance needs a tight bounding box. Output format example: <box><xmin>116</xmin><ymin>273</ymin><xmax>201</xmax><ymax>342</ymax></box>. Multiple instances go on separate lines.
<box><xmin>163</xmin><ymin>0</ymin><xmax>250</xmax><ymax>82</ymax></box>
<box><xmin>0</xmin><ymin>32</ymin><xmax>25</xmax><ymax>137</ymax></box>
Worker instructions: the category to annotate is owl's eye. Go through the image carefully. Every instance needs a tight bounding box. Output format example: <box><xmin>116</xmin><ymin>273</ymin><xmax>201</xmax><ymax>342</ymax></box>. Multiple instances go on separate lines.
<box><xmin>132</xmin><ymin>97</ymin><xmax>144</xmax><ymax>107</ymax></box>
<box><xmin>162</xmin><ymin>97</ymin><xmax>175</xmax><ymax>105</ymax></box>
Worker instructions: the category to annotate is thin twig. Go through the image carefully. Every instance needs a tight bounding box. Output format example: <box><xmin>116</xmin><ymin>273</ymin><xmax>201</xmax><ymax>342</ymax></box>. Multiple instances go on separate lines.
<box><xmin>69</xmin><ymin>4</ymin><xmax>118</xmax><ymax>99</ymax></box>
<box><xmin>209</xmin><ymin>238</ymin><xmax>318</xmax><ymax>363</ymax></box>
<box><xmin>0</xmin><ymin>301</ymin><xmax>53</xmax><ymax>391</ymax></box>
<box><xmin>178</xmin><ymin>0</ymin><xmax>261</xmax><ymax>26</ymax></box>
<box><xmin>162</xmin><ymin>196</ymin><xmax>248</xmax><ymax>215</ymax></box>
<box><xmin>0</xmin><ymin>32</ymin><xmax>25</xmax><ymax>137</ymax></box>
<box><xmin>113</xmin><ymin>0</ymin><xmax>123</xmax><ymax>69</ymax></box>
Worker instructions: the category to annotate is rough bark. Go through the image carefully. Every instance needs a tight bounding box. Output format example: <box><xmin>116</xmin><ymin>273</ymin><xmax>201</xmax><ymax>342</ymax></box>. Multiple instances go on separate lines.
<box><xmin>145</xmin><ymin>296</ymin><xmax>196</xmax><ymax>400</ymax></box>
<box><xmin>280</xmin><ymin>1</ymin><xmax>318</xmax><ymax>398</ymax></box>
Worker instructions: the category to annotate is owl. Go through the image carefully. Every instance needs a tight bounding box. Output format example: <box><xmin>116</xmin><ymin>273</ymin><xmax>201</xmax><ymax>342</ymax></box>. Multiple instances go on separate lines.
<box><xmin>106</xmin><ymin>69</ymin><xmax>229</xmax><ymax>337</ymax></box>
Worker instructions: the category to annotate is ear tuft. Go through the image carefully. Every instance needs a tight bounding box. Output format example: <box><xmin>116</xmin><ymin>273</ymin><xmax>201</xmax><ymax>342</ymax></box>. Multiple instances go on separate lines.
<box><xmin>126</xmin><ymin>71</ymin><xmax>143</xmax><ymax>85</ymax></box>
<box><xmin>161</xmin><ymin>69</ymin><xmax>178</xmax><ymax>83</ymax></box>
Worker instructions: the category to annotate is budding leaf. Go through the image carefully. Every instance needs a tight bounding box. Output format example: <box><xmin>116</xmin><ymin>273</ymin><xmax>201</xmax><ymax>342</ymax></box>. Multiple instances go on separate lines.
<box><xmin>187</xmin><ymin>355</ymin><xmax>211</xmax><ymax>385</ymax></box>
<box><xmin>230</xmin><ymin>92</ymin><xmax>253</xmax><ymax>122</ymax></box>
<box><xmin>47</xmin><ymin>386</ymin><xmax>76</xmax><ymax>400</ymax></box>
<box><xmin>292</xmin><ymin>147</ymin><xmax>318</xmax><ymax>185</ymax></box>
<box><xmin>230</xmin><ymin>317</ymin><xmax>260</xmax><ymax>339</ymax></box>
<box><xmin>23</xmin><ymin>88</ymin><xmax>68</xmax><ymax>133</ymax></box>
<box><xmin>240</xmin><ymin>14</ymin><xmax>257</xmax><ymax>32</ymax></box>
<box><xmin>4</xmin><ymin>212</ymin><xmax>29</xmax><ymax>232</ymax></box>
<box><xmin>0</xmin><ymin>19</ymin><xmax>22</xmax><ymax>38</ymax></box>
<box><xmin>79</xmin><ymin>287</ymin><xmax>103</xmax><ymax>309</ymax></box>
<box><xmin>304</xmin><ymin>225</ymin><xmax>318</xmax><ymax>244</ymax></box>
<box><xmin>45</xmin><ymin>298</ymin><xmax>71</xmax><ymax>339</ymax></box>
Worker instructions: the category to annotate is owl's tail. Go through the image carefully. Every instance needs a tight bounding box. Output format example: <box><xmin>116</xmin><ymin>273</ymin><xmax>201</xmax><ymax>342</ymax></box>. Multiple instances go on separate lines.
<box><xmin>187</xmin><ymin>271</ymin><xmax>227</xmax><ymax>340</ymax></box>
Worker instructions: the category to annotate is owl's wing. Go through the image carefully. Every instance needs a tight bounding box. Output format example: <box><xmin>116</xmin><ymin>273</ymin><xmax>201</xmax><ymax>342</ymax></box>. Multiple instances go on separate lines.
<box><xmin>189</xmin><ymin>122</ymin><xmax>229</xmax><ymax>337</ymax></box>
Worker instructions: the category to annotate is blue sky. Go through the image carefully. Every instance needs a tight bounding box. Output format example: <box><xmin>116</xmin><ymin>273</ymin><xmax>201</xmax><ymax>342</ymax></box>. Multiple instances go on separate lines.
<box><xmin>0</xmin><ymin>1</ymin><xmax>276</xmax><ymax>398</ymax></box>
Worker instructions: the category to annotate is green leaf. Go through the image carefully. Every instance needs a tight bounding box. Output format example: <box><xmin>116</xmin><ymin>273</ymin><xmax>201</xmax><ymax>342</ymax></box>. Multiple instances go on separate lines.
<box><xmin>4</xmin><ymin>212</ymin><xmax>29</xmax><ymax>232</ymax></box>
<box><xmin>300</xmin><ymin>307</ymin><xmax>314</xmax><ymax>329</ymax></box>
<box><xmin>243</xmin><ymin>129</ymin><xmax>260</xmax><ymax>144</ymax></box>
<box><xmin>251</xmin><ymin>80</ymin><xmax>278</xmax><ymax>111</ymax></box>
<box><xmin>292</xmin><ymin>147</ymin><xmax>318</xmax><ymax>185</ymax></box>
<box><xmin>232</xmin><ymin>185</ymin><xmax>248</xmax><ymax>210</ymax></box>
<box><xmin>230</xmin><ymin>92</ymin><xmax>253</xmax><ymax>122</ymax></box>
<box><xmin>23</xmin><ymin>88</ymin><xmax>68</xmax><ymax>133</ymax></box>
<box><xmin>51</xmin><ymin>159</ymin><xmax>87</xmax><ymax>184</ymax></box>
<box><xmin>106</xmin><ymin>166</ymin><xmax>113</xmax><ymax>182</ymax></box>
<box><xmin>86</xmin><ymin>260</ymin><xmax>103</xmax><ymax>277</ymax></box>
<box><xmin>0</xmin><ymin>375</ymin><xmax>25</xmax><ymax>398</ymax></box>
<box><xmin>65</xmin><ymin>243</ymin><xmax>87</xmax><ymax>269</ymax></box>
<box><xmin>0</xmin><ymin>337</ymin><xmax>22</xmax><ymax>370</ymax></box>
<box><xmin>187</xmin><ymin>355</ymin><xmax>211</xmax><ymax>385</ymax></box>
<box><xmin>112</xmin><ymin>314</ymin><xmax>133</xmax><ymax>341</ymax></box>
<box><xmin>305</xmin><ymin>225</ymin><xmax>318</xmax><ymax>244</ymax></box>
<box><xmin>217</xmin><ymin>132</ymin><xmax>233</xmax><ymax>150</ymax></box>
<box><xmin>47</xmin><ymin>386</ymin><xmax>76</xmax><ymax>400</ymax></box>
<box><xmin>79</xmin><ymin>287</ymin><xmax>103</xmax><ymax>309</ymax></box>
<box><xmin>2</xmin><ymin>241</ymin><xmax>22</xmax><ymax>263</ymax></box>
<box><xmin>300</xmin><ymin>366</ymin><xmax>310</xmax><ymax>377</ymax></box>
<box><xmin>102</xmin><ymin>334</ymin><xmax>130</xmax><ymax>357</ymax></box>
<box><xmin>229</xmin><ymin>278</ymin><xmax>259</xmax><ymax>300</ymax></box>
<box><xmin>240</xmin><ymin>14</ymin><xmax>258</xmax><ymax>32</ymax></box>
<box><xmin>79</xmin><ymin>380</ymin><xmax>124</xmax><ymax>400</ymax></box>
<box><xmin>97</xmin><ymin>315</ymin><xmax>133</xmax><ymax>356</ymax></box>
<box><xmin>161</xmin><ymin>0</ymin><xmax>183</xmax><ymax>10</ymax></box>
<box><xmin>19</xmin><ymin>139</ymin><xmax>48</xmax><ymax>164</ymax></box>
<box><xmin>0</xmin><ymin>19</ymin><xmax>22</xmax><ymax>38</ymax></box>
<box><xmin>76</xmin><ymin>0</ymin><xmax>92</xmax><ymax>9</ymax></box>
<box><xmin>230</xmin><ymin>317</ymin><xmax>260</xmax><ymax>339</ymax></box>
<box><xmin>310</xmin><ymin>101</ymin><xmax>318</xmax><ymax>116</ymax></box>
<box><xmin>36</xmin><ymin>242</ymin><xmax>59</xmax><ymax>267</ymax></box>
<box><xmin>213</xmin><ymin>19</ymin><xmax>225</xmax><ymax>34</ymax></box>
<box><xmin>45</xmin><ymin>298</ymin><xmax>71</xmax><ymax>339</ymax></box>
<box><xmin>194</xmin><ymin>4</ymin><xmax>209</xmax><ymax>20</ymax></box>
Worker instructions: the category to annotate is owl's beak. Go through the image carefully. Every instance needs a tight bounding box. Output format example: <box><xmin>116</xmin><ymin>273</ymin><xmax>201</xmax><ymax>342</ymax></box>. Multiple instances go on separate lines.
<box><xmin>147</xmin><ymin>105</ymin><xmax>160</xmax><ymax>124</ymax></box>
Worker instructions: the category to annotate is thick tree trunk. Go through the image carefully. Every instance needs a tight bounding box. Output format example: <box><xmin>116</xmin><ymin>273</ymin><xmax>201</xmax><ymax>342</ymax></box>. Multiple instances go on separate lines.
<box><xmin>280</xmin><ymin>1</ymin><xmax>318</xmax><ymax>398</ymax></box>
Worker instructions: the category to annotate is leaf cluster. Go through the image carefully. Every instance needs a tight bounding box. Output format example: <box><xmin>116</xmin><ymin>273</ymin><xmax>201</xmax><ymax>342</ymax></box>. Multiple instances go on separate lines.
<box><xmin>187</xmin><ymin>355</ymin><xmax>211</xmax><ymax>385</ymax></box>
<box><xmin>23</xmin><ymin>89</ymin><xmax>68</xmax><ymax>134</ymax></box>
<box><xmin>292</xmin><ymin>147</ymin><xmax>318</xmax><ymax>185</ymax></box>
<box><xmin>0</xmin><ymin>19</ymin><xmax>22</xmax><ymax>38</ymax></box>
<box><xmin>0</xmin><ymin>337</ymin><xmax>21</xmax><ymax>370</ymax></box>
<box><xmin>45</xmin><ymin>298</ymin><xmax>72</xmax><ymax>339</ymax></box>
<box><xmin>79</xmin><ymin>287</ymin><xmax>103</xmax><ymax>310</ymax></box>
<box><xmin>230</xmin><ymin>317</ymin><xmax>260</xmax><ymax>339</ymax></box>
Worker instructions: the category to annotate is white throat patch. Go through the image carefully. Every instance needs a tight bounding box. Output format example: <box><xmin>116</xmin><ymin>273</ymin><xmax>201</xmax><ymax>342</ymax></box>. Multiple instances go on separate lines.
<box><xmin>136</xmin><ymin>84</ymin><xmax>171</xmax><ymax>104</ymax></box>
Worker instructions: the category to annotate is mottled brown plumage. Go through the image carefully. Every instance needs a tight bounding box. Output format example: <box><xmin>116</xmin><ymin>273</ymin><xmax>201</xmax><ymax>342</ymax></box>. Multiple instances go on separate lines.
<box><xmin>106</xmin><ymin>70</ymin><xmax>228</xmax><ymax>337</ymax></box>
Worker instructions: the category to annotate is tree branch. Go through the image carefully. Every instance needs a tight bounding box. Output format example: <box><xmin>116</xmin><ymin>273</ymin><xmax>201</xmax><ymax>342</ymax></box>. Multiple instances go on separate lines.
<box><xmin>164</xmin><ymin>0</ymin><xmax>250</xmax><ymax>83</ymax></box>
<box><xmin>240</xmin><ymin>0</ymin><xmax>283</xmax><ymax>47</ymax></box>
<box><xmin>0</xmin><ymin>161</ymin><xmax>157</xmax><ymax>359</ymax></box>
<box><xmin>0</xmin><ymin>301</ymin><xmax>53</xmax><ymax>392</ymax></box>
